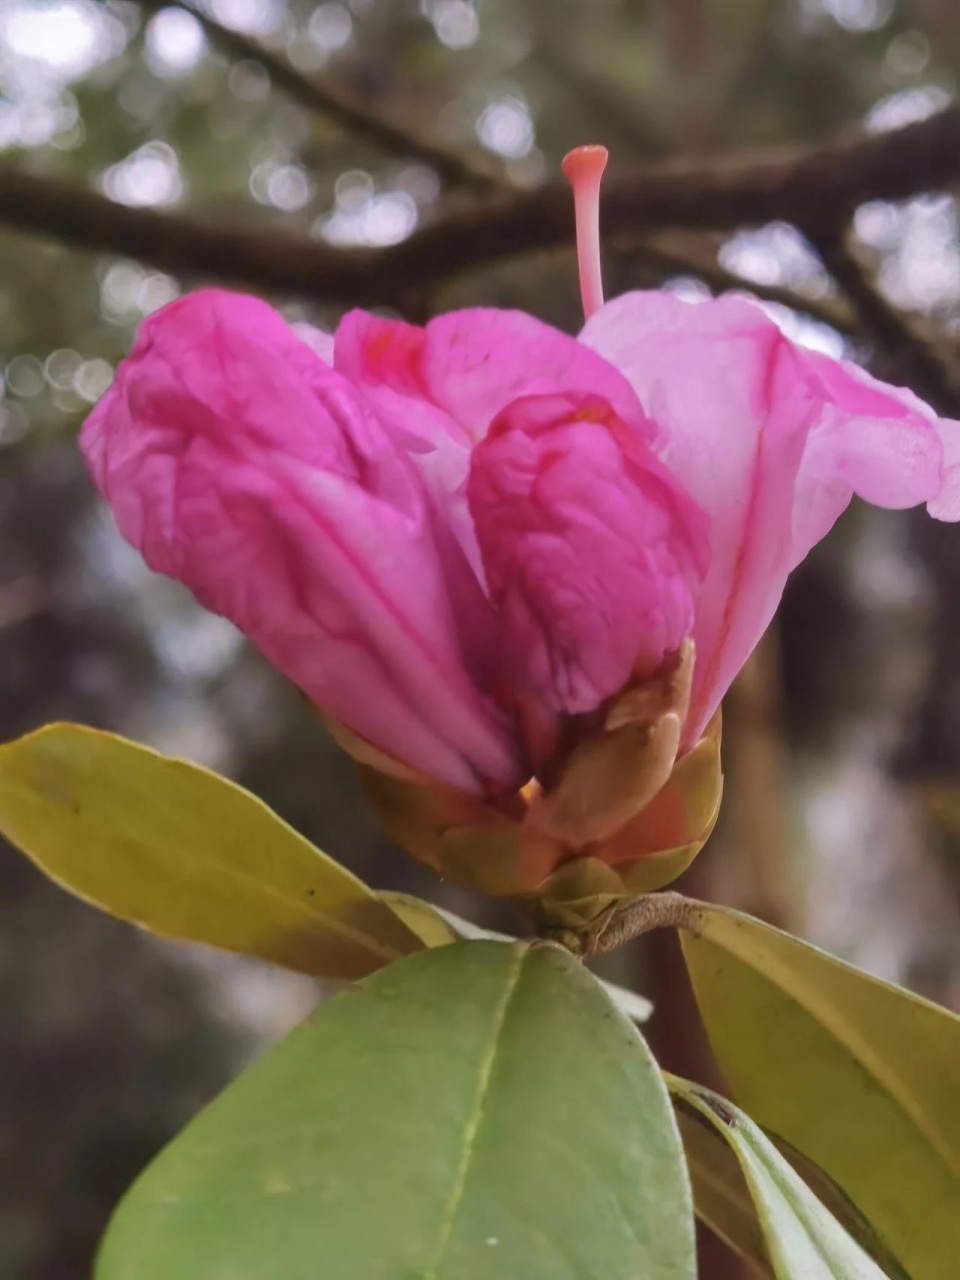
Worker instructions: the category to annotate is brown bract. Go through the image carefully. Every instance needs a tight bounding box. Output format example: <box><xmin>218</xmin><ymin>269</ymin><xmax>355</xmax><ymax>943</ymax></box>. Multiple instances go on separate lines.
<box><xmin>322</xmin><ymin>643</ymin><xmax>723</xmax><ymax>930</ymax></box>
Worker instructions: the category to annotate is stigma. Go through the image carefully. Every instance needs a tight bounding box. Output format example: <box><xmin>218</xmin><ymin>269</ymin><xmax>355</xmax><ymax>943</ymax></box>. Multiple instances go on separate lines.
<box><xmin>561</xmin><ymin>145</ymin><xmax>608</xmax><ymax>321</ymax></box>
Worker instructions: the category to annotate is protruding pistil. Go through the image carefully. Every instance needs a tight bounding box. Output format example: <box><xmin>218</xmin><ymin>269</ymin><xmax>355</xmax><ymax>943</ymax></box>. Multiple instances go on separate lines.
<box><xmin>561</xmin><ymin>145</ymin><xmax>608</xmax><ymax>320</ymax></box>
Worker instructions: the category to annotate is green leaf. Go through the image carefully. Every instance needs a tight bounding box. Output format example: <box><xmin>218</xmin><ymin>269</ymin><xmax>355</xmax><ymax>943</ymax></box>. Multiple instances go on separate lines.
<box><xmin>378</xmin><ymin>891</ymin><xmax>654</xmax><ymax>1022</ymax></box>
<box><xmin>672</xmin><ymin>1100</ymin><xmax>904</xmax><ymax>1278</ymax></box>
<box><xmin>769</xmin><ymin>1135</ymin><xmax>910</xmax><ymax>1280</ymax></box>
<box><xmin>97</xmin><ymin>941</ymin><xmax>695</xmax><ymax>1280</ymax></box>
<box><xmin>679</xmin><ymin>901</ymin><xmax>960</xmax><ymax>1279</ymax></box>
<box><xmin>0</xmin><ymin>723</ymin><xmax>422</xmax><ymax>979</ymax></box>
<box><xmin>672</xmin><ymin>1100</ymin><xmax>771</xmax><ymax>1272</ymax></box>
<box><xmin>667</xmin><ymin>1076</ymin><xmax>888</xmax><ymax>1279</ymax></box>
<box><xmin>377</xmin><ymin>890</ymin><xmax>462</xmax><ymax>947</ymax></box>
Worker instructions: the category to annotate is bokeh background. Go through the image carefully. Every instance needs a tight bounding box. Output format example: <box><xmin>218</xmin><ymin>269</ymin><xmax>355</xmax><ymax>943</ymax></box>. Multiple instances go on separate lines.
<box><xmin>2</xmin><ymin>1</ymin><xmax>959</xmax><ymax>1276</ymax></box>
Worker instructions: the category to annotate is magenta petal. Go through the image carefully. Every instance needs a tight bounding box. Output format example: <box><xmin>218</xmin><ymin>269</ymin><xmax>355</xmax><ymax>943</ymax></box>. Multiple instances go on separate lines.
<box><xmin>468</xmin><ymin>391</ymin><xmax>707</xmax><ymax>720</ymax></box>
<box><xmin>336</xmin><ymin>306</ymin><xmax>653</xmax><ymax>443</ymax></box>
<box><xmin>582</xmin><ymin>291</ymin><xmax>952</xmax><ymax>742</ymax></box>
<box><xmin>334</xmin><ymin>307</ymin><xmax>656</xmax><ymax>580</ymax></box>
<box><xmin>81</xmin><ymin>289</ymin><xmax>522</xmax><ymax>792</ymax></box>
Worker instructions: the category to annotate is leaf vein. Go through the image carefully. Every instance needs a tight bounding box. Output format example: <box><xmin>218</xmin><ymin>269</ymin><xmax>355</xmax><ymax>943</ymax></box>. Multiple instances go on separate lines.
<box><xmin>420</xmin><ymin>944</ymin><xmax>526</xmax><ymax>1279</ymax></box>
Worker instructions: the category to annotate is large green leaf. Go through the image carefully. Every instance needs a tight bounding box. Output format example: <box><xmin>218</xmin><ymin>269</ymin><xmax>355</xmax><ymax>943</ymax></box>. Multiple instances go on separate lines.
<box><xmin>667</xmin><ymin>1076</ymin><xmax>888</xmax><ymax>1279</ymax></box>
<box><xmin>680</xmin><ymin>901</ymin><xmax>960</xmax><ymax>1279</ymax></box>
<box><xmin>0</xmin><ymin>723</ymin><xmax>421</xmax><ymax>979</ymax></box>
<box><xmin>97</xmin><ymin>941</ymin><xmax>695</xmax><ymax>1280</ymax></box>
<box><xmin>378</xmin><ymin>890</ymin><xmax>654</xmax><ymax>1022</ymax></box>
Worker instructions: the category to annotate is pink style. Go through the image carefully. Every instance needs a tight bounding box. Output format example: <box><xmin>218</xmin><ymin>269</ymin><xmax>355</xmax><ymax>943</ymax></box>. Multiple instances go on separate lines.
<box><xmin>81</xmin><ymin>147</ymin><xmax>959</xmax><ymax>797</ymax></box>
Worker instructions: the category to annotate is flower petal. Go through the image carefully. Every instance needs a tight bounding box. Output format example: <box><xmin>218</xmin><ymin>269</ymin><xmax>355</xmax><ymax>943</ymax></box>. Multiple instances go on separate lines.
<box><xmin>467</xmin><ymin>391</ymin><xmax>708</xmax><ymax>729</ymax></box>
<box><xmin>336</xmin><ymin>306</ymin><xmax>653</xmax><ymax>443</ymax></box>
<box><xmin>790</xmin><ymin>352</ymin><xmax>949</xmax><ymax>563</ymax></box>
<box><xmin>581</xmin><ymin>291</ymin><xmax>952</xmax><ymax>742</ymax></box>
<box><xmin>928</xmin><ymin>418</ymin><xmax>960</xmax><ymax>521</ymax></box>
<box><xmin>81</xmin><ymin>289</ymin><xmax>522</xmax><ymax>792</ymax></box>
<box><xmin>334</xmin><ymin>307</ymin><xmax>655</xmax><ymax>581</ymax></box>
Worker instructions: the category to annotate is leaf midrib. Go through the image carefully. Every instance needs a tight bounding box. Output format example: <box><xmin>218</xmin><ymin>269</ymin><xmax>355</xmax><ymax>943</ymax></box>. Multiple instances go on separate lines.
<box><xmin>420</xmin><ymin>943</ymin><xmax>525</xmax><ymax>1279</ymax></box>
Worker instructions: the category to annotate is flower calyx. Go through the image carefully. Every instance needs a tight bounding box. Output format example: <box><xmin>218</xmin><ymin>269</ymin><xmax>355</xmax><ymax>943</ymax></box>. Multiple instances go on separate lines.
<box><xmin>330</xmin><ymin>641</ymin><xmax>723</xmax><ymax>933</ymax></box>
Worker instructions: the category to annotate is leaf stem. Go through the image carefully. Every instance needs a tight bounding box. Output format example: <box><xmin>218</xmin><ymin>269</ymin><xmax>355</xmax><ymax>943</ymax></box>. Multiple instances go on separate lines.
<box><xmin>550</xmin><ymin>891</ymin><xmax>699</xmax><ymax>958</ymax></box>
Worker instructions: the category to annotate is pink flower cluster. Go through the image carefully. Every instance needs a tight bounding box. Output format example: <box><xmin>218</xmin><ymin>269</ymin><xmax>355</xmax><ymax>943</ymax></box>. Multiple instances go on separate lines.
<box><xmin>82</xmin><ymin>284</ymin><xmax>958</xmax><ymax>795</ymax></box>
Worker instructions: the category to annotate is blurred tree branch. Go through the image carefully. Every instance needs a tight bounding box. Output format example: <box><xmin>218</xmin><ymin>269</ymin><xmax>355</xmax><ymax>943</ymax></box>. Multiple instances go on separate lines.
<box><xmin>611</xmin><ymin>235</ymin><xmax>859</xmax><ymax>334</ymax></box>
<box><xmin>393</xmin><ymin>105</ymin><xmax>960</xmax><ymax>295</ymax></box>
<box><xmin>139</xmin><ymin>0</ymin><xmax>845</xmax><ymax>337</ymax></box>
<box><xmin>126</xmin><ymin>1</ymin><xmax>960</xmax><ymax>408</ymax></box>
<box><xmin>806</xmin><ymin>225</ymin><xmax>959</xmax><ymax>409</ymax></box>
<box><xmin>532</xmin><ymin>33</ymin><xmax>670</xmax><ymax>160</ymax></box>
<box><xmin>135</xmin><ymin>0</ymin><xmax>499</xmax><ymax>191</ymax></box>
<box><xmin>3</xmin><ymin>105</ymin><xmax>960</xmax><ymax>406</ymax></box>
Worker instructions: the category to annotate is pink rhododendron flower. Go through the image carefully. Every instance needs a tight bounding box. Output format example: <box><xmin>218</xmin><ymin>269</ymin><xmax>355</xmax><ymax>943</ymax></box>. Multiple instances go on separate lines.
<box><xmin>81</xmin><ymin>146</ymin><xmax>958</xmax><ymax>805</ymax></box>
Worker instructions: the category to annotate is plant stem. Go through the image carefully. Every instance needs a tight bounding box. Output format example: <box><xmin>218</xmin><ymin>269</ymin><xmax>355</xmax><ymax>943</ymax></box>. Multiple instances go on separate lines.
<box><xmin>551</xmin><ymin>891</ymin><xmax>699</xmax><ymax>958</ymax></box>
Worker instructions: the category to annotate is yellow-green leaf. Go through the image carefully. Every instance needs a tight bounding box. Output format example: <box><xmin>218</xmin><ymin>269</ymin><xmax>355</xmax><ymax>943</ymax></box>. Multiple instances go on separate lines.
<box><xmin>376</xmin><ymin>890</ymin><xmax>461</xmax><ymax>947</ymax></box>
<box><xmin>0</xmin><ymin>723</ymin><xmax>422</xmax><ymax>979</ymax></box>
<box><xmin>680</xmin><ymin>901</ymin><xmax>960</xmax><ymax>1280</ymax></box>
<box><xmin>770</xmin><ymin>1135</ymin><xmax>909</xmax><ymax>1280</ymax></box>
<box><xmin>667</xmin><ymin>1076</ymin><xmax>888</xmax><ymax>1279</ymax></box>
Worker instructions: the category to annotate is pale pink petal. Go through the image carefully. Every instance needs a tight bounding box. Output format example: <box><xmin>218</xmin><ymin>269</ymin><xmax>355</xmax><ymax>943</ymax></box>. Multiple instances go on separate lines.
<box><xmin>334</xmin><ymin>307</ymin><xmax>655</xmax><ymax>581</ymax></box>
<box><xmin>468</xmin><ymin>391</ymin><xmax>708</xmax><ymax>721</ymax></box>
<box><xmin>790</xmin><ymin>352</ymin><xmax>946</xmax><ymax>562</ymax></box>
<box><xmin>928</xmin><ymin>418</ymin><xmax>960</xmax><ymax>520</ymax></box>
<box><xmin>581</xmin><ymin>291</ymin><xmax>950</xmax><ymax>742</ymax></box>
<box><xmin>81</xmin><ymin>289</ymin><xmax>522</xmax><ymax>792</ymax></box>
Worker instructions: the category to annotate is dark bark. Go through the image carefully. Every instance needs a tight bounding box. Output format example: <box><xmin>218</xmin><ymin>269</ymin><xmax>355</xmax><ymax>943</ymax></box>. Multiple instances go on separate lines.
<box><xmin>3</xmin><ymin>107</ymin><xmax>960</xmax><ymax>308</ymax></box>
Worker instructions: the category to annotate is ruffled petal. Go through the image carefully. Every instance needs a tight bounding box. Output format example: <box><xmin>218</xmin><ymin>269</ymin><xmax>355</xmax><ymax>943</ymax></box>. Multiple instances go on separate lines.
<box><xmin>334</xmin><ymin>307</ymin><xmax>655</xmax><ymax>582</ymax></box>
<box><xmin>468</xmin><ymin>390</ymin><xmax>708</xmax><ymax>728</ymax></box>
<box><xmin>81</xmin><ymin>289</ymin><xmax>522</xmax><ymax>792</ymax></box>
